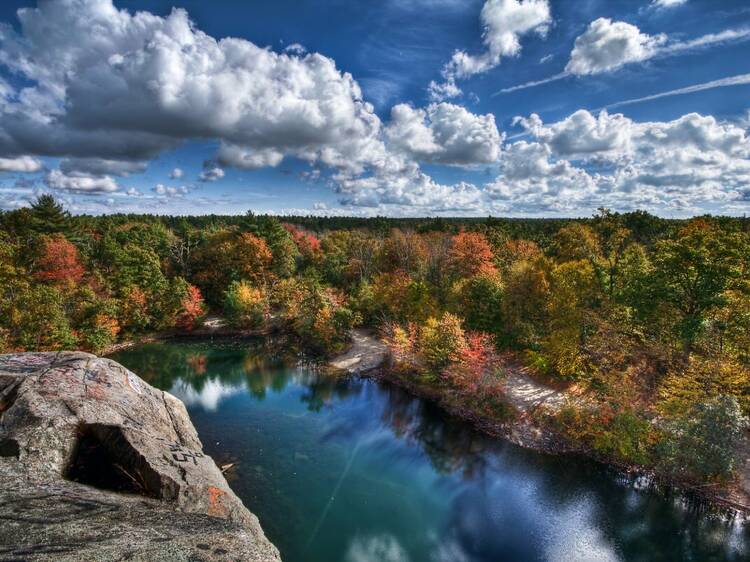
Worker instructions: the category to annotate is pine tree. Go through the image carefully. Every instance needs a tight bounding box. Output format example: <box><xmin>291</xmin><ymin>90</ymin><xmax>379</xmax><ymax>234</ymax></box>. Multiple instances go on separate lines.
<box><xmin>29</xmin><ymin>195</ymin><xmax>71</xmax><ymax>236</ymax></box>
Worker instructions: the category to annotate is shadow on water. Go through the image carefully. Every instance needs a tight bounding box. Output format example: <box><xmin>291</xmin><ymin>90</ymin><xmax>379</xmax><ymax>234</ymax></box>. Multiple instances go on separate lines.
<box><xmin>111</xmin><ymin>339</ymin><xmax>750</xmax><ymax>562</ymax></box>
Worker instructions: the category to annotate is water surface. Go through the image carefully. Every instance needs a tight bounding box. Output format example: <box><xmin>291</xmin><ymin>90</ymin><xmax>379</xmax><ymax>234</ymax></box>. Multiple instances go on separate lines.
<box><xmin>111</xmin><ymin>339</ymin><xmax>749</xmax><ymax>562</ymax></box>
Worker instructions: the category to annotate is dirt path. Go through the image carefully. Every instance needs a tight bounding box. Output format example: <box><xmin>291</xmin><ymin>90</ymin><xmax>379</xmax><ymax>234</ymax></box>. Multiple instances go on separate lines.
<box><xmin>328</xmin><ymin>329</ymin><xmax>388</xmax><ymax>374</ymax></box>
<box><xmin>500</xmin><ymin>359</ymin><xmax>583</xmax><ymax>415</ymax></box>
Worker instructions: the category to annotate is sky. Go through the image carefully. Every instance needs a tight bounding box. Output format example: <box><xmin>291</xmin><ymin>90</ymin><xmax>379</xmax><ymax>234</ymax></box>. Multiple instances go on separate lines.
<box><xmin>0</xmin><ymin>0</ymin><xmax>749</xmax><ymax>217</ymax></box>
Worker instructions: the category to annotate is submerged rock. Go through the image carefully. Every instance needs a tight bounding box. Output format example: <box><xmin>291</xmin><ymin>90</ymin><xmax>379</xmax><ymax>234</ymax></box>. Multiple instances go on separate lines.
<box><xmin>0</xmin><ymin>352</ymin><xmax>281</xmax><ymax>562</ymax></box>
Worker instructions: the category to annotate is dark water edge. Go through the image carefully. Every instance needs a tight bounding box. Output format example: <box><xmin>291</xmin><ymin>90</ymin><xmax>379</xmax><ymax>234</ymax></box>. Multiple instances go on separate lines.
<box><xmin>110</xmin><ymin>339</ymin><xmax>750</xmax><ymax>562</ymax></box>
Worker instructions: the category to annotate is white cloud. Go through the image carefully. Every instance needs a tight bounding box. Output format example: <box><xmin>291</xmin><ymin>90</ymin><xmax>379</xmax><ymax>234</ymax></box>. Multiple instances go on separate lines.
<box><xmin>217</xmin><ymin>144</ymin><xmax>284</xmax><ymax>170</ymax></box>
<box><xmin>0</xmin><ymin>0</ymin><xmax>384</xmax><ymax>176</ymax></box>
<box><xmin>385</xmin><ymin>102</ymin><xmax>502</xmax><ymax>165</ymax></box>
<box><xmin>513</xmin><ymin>109</ymin><xmax>634</xmax><ymax>160</ymax></box>
<box><xmin>430</xmin><ymin>0</ymin><xmax>551</xmax><ymax>100</ymax></box>
<box><xmin>498</xmin><ymin>20</ymin><xmax>750</xmax><ymax>93</ymax></box>
<box><xmin>198</xmin><ymin>166</ymin><xmax>225</xmax><ymax>182</ymax></box>
<box><xmin>486</xmin><ymin>140</ymin><xmax>597</xmax><ymax>212</ymax></box>
<box><xmin>652</xmin><ymin>0</ymin><xmax>688</xmax><ymax>8</ymax></box>
<box><xmin>508</xmin><ymin>109</ymin><xmax>750</xmax><ymax>212</ymax></box>
<box><xmin>565</xmin><ymin>18</ymin><xmax>666</xmax><ymax>76</ymax></box>
<box><xmin>169</xmin><ymin>167</ymin><xmax>183</xmax><ymax>179</ymax></box>
<box><xmin>427</xmin><ymin>77</ymin><xmax>462</xmax><ymax>102</ymax></box>
<box><xmin>153</xmin><ymin>183</ymin><xmax>189</xmax><ymax>197</ymax></box>
<box><xmin>283</xmin><ymin>43</ymin><xmax>307</xmax><ymax>55</ymax></box>
<box><xmin>0</xmin><ymin>155</ymin><xmax>43</xmax><ymax>173</ymax></box>
<box><xmin>44</xmin><ymin>169</ymin><xmax>119</xmax><ymax>193</ymax></box>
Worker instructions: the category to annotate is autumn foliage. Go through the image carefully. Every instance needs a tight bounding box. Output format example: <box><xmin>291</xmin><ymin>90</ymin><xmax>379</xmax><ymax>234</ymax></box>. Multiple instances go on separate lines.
<box><xmin>448</xmin><ymin>231</ymin><xmax>496</xmax><ymax>278</ymax></box>
<box><xmin>176</xmin><ymin>284</ymin><xmax>206</xmax><ymax>331</ymax></box>
<box><xmin>35</xmin><ymin>235</ymin><xmax>85</xmax><ymax>285</ymax></box>
<box><xmin>2</xmin><ymin>197</ymin><xmax>750</xmax><ymax>484</ymax></box>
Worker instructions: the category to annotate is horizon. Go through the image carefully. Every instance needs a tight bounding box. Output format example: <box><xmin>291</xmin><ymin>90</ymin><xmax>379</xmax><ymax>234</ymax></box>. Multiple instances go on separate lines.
<box><xmin>0</xmin><ymin>0</ymin><xmax>749</xmax><ymax>218</ymax></box>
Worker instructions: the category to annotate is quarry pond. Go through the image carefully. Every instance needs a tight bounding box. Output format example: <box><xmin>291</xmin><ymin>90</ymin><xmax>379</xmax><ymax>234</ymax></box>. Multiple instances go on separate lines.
<box><xmin>111</xmin><ymin>339</ymin><xmax>750</xmax><ymax>562</ymax></box>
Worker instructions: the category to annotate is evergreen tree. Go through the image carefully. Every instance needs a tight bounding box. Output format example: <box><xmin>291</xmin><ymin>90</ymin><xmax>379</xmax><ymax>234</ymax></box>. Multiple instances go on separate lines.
<box><xmin>29</xmin><ymin>195</ymin><xmax>72</xmax><ymax>236</ymax></box>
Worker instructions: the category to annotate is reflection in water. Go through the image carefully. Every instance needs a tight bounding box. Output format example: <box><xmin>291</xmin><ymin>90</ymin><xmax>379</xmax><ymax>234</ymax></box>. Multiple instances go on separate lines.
<box><xmin>111</xmin><ymin>340</ymin><xmax>750</xmax><ymax>562</ymax></box>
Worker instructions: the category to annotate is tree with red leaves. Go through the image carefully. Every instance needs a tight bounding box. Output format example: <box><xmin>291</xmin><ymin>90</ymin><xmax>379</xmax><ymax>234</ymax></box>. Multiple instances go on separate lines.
<box><xmin>176</xmin><ymin>284</ymin><xmax>206</xmax><ymax>331</ymax></box>
<box><xmin>34</xmin><ymin>234</ymin><xmax>85</xmax><ymax>286</ymax></box>
<box><xmin>448</xmin><ymin>231</ymin><xmax>496</xmax><ymax>278</ymax></box>
<box><xmin>283</xmin><ymin>223</ymin><xmax>321</xmax><ymax>261</ymax></box>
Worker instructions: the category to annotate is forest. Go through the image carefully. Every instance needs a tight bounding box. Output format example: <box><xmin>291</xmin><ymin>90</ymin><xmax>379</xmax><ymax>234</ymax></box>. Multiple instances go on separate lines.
<box><xmin>1</xmin><ymin>195</ymin><xmax>749</xmax><ymax>488</ymax></box>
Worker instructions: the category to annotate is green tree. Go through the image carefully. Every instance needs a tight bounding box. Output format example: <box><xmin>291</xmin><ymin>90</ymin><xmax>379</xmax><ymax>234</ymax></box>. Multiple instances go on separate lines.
<box><xmin>451</xmin><ymin>271</ymin><xmax>504</xmax><ymax>335</ymax></box>
<box><xmin>418</xmin><ymin>313</ymin><xmax>467</xmax><ymax>374</ymax></box>
<box><xmin>650</xmin><ymin>220</ymin><xmax>745</xmax><ymax>351</ymax></box>
<box><xmin>29</xmin><ymin>195</ymin><xmax>72</xmax><ymax>236</ymax></box>
<box><xmin>658</xmin><ymin>396</ymin><xmax>748</xmax><ymax>481</ymax></box>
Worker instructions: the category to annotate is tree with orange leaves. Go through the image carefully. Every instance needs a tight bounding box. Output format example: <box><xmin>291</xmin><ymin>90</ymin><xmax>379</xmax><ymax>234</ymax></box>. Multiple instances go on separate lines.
<box><xmin>176</xmin><ymin>284</ymin><xmax>206</xmax><ymax>331</ymax></box>
<box><xmin>192</xmin><ymin>230</ymin><xmax>273</xmax><ymax>304</ymax></box>
<box><xmin>34</xmin><ymin>234</ymin><xmax>85</xmax><ymax>286</ymax></box>
<box><xmin>448</xmin><ymin>231</ymin><xmax>496</xmax><ymax>278</ymax></box>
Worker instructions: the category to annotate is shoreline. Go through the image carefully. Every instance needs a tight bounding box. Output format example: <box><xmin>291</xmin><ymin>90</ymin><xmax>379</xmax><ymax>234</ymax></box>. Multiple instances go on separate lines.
<box><xmin>327</xmin><ymin>331</ymin><xmax>750</xmax><ymax>519</ymax></box>
<box><xmin>105</xmin><ymin>327</ymin><xmax>749</xmax><ymax>519</ymax></box>
<box><xmin>102</xmin><ymin>317</ymin><xmax>278</xmax><ymax>356</ymax></box>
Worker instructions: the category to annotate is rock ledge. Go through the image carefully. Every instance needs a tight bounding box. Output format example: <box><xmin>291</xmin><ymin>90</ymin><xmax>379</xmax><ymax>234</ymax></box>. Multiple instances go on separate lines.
<box><xmin>0</xmin><ymin>352</ymin><xmax>281</xmax><ymax>562</ymax></box>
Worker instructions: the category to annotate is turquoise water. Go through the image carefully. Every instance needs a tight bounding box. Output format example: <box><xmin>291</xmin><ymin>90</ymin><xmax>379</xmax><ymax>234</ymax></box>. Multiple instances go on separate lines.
<box><xmin>111</xmin><ymin>339</ymin><xmax>749</xmax><ymax>562</ymax></box>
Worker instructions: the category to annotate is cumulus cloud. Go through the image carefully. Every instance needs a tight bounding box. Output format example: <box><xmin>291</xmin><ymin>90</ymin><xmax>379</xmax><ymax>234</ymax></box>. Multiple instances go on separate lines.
<box><xmin>0</xmin><ymin>0</ymin><xmax>384</xmax><ymax>175</ymax></box>
<box><xmin>384</xmin><ymin>103</ymin><xmax>502</xmax><ymax>165</ymax></box>
<box><xmin>283</xmin><ymin>43</ymin><xmax>307</xmax><ymax>55</ymax></box>
<box><xmin>498</xmin><ymin>19</ymin><xmax>750</xmax><ymax>94</ymax></box>
<box><xmin>198</xmin><ymin>166</ymin><xmax>225</xmax><ymax>182</ymax></box>
<box><xmin>153</xmin><ymin>183</ymin><xmax>189</xmax><ymax>197</ymax></box>
<box><xmin>0</xmin><ymin>155</ymin><xmax>43</xmax><ymax>173</ymax></box>
<box><xmin>565</xmin><ymin>18</ymin><xmax>666</xmax><ymax>76</ymax></box>
<box><xmin>506</xmin><ymin>109</ymin><xmax>750</xmax><ymax>212</ymax></box>
<box><xmin>430</xmin><ymin>0</ymin><xmax>551</xmax><ymax>100</ymax></box>
<box><xmin>169</xmin><ymin>167</ymin><xmax>183</xmax><ymax>179</ymax></box>
<box><xmin>44</xmin><ymin>169</ymin><xmax>119</xmax><ymax>193</ymax></box>
<box><xmin>486</xmin><ymin>140</ymin><xmax>597</xmax><ymax>212</ymax></box>
<box><xmin>217</xmin><ymin>144</ymin><xmax>285</xmax><ymax>170</ymax></box>
<box><xmin>513</xmin><ymin>110</ymin><xmax>634</xmax><ymax>160</ymax></box>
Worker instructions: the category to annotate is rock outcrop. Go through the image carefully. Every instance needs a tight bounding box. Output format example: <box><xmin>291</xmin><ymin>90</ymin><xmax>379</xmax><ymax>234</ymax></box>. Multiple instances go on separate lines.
<box><xmin>0</xmin><ymin>352</ymin><xmax>281</xmax><ymax>562</ymax></box>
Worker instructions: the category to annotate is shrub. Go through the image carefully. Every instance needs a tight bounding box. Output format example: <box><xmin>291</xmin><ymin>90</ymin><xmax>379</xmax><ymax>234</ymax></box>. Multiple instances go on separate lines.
<box><xmin>592</xmin><ymin>409</ymin><xmax>653</xmax><ymax>466</ymax></box>
<box><xmin>658</xmin><ymin>355</ymin><xmax>750</xmax><ymax>416</ymax></box>
<box><xmin>418</xmin><ymin>313</ymin><xmax>466</xmax><ymax>374</ymax></box>
<box><xmin>657</xmin><ymin>396</ymin><xmax>749</xmax><ymax>482</ymax></box>
<box><xmin>223</xmin><ymin>280</ymin><xmax>268</xmax><ymax>329</ymax></box>
<box><xmin>176</xmin><ymin>284</ymin><xmax>207</xmax><ymax>331</ymax></box>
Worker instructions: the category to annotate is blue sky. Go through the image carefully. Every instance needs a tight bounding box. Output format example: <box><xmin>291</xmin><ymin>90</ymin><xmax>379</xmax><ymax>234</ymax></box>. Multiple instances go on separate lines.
<box><xmin>0</xmin><ymin>0</ymin><xmax>749</xmax><ymax>216</ymax></box>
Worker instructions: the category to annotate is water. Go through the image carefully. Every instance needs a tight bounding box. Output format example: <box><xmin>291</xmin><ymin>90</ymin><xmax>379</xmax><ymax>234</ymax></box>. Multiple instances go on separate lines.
<box><xmin>110</xmin><ymin>339</ymin><xmax>750</xmax><ymax>562</ymax></box>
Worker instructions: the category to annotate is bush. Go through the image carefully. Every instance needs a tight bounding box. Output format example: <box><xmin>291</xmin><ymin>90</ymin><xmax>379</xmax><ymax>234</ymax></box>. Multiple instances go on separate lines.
<box><xmin>418</xmin><ymin>313</ymin><xmax>466</xmax><ymax>374</ymax></box>
<box><xmin>175</xmin><ymin>283</ymin><xmax>206</xmax><ymax>331</ymax></box>
<box><xmin>657</xmin><ymin>395</ymin><xmax>748</xmax><ymax>482</ymax></box>
<box><xmin>658</xmin><ymin>355</ymin><xmax>750</xmax><ymax>416</ymax></box>
<box><xmin>592</xmin><ymin>409</ymin><xmax>653</xmax><ymax>466</ymax></box>
<box><xmin>71</xmin><ymin>287</ymin><xmax>120</xmax><ymax>352</ymax></box>
<box><xmin>223</xmin><ymin>280</ymin><xmax>268</xmax><ymax>329</ymax></box>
